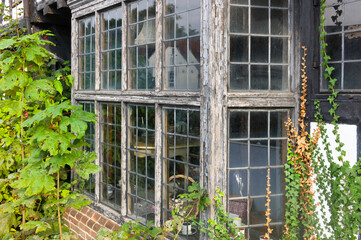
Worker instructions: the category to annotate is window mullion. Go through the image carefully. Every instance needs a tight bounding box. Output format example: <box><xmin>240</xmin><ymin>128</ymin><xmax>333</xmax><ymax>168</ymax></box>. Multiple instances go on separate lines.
<box><xmin>122</xmin><ymin>3</ymin><xmax>129</xmax><ymax>92</ymax></box>
<box><xmin>155</xmin><ymin>0</ymin><xmax>163</xmax><ymax>92</ymax></box>
<box><xmin>72</xmin><ymin>19</ymin><xmax>79</xmax><ymax>91</ymax></box>
<box><xmin>121</xmin><ymin>101</ymin><xmax>127</xmax><ymax>216</ymax></box>
<box><xmin>94</xmin><ymin>100</ymin><xmax>101</xmax><ymax>202</ymax></box>
<box><xmin>95</xmin><ymin>11</ymin><xmax>101</xmax><ymax>91</ymax></box>
<box><xmin>154</xmin><ymin>103</ymin><xmax>162</xmax><ymax>226</ymax></box>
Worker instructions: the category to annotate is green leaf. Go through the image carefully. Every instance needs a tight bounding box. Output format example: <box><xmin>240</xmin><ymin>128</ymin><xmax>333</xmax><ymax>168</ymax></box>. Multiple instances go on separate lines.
<box><xmin>0</xmin><ymin>213</ymin><xmax>18</xmax><ymax>238</ymax></box>
<box><xmin>20</xmin><ymin>221</ymin><xmax>51</xmax><ymax>233</ymax></box>
<box><xmin>25</xmin><ymin>79</ymin><xmax>55</xmax><ymax>100</ymax></box>
<box><xmin>54</xmin><ymin>80</ymin><xmax>63</xmax><ymax>95</ymax></box>
<box><xmin>0</xmin><ymin>38</ymin><xmax>16</xmax><ymax>50</ymax></box>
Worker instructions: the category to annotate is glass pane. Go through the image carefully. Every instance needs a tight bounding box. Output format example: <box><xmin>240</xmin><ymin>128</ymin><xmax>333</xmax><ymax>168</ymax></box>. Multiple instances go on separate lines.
<box><xmin>229</xmin><ymin>141</ymin><xmax>248</xmax><ymax>168</ymax></box>
<box><xmin>250</xmin><ymin>112</ymin><xmax>268</xmax><ymax>138</ymax></box>
<box><xmin>229</xmin><ymin>198</ymin><xmax>249</xmax><ymax>225</ymax></box>
<box><xmin>324</xmin><ymin>6</ymin><xmax>342</xmax><ymax>33</ymax></box>
<box><xmin>344</xmin><ymin>32</ymin><xmax>361</xmax><ymax>60</ymax></box>
<box><xmin>163</xmin><ymin>67</ymin><xmax>175</xmax><ymax>89</ymax></box>
<box><xmin>165</xmin><ymin>0</ymin><xmax>175</xmax><ymax>14</ymax></box>
<box><xmin>175</xmin><ymin>66</ymin><xmax>188</xmax><ymax>89</ymax></box>
<box><xmin>270</xmin><ymin>111</ymin><xmax>286</xmax><ymax>137</ymax></box>
<box><xmin>272</xmin><ymin>0</ymin><xmax>288</xmax><ymax>7</ymax></box>
<box><xmin>189</xmin><ymin>110</ymin><xmax>200</xmax><ymax>136</ymax></box>
<box><xmin>325</xmin><ymin>34</ymin><xmax>342</xmax><ymax>61</ymax></box>
<box><xmin>176</xmin><ymin>13</ymin><xmax>188</xmax><ymax>38</ymax></box>
<box><xmin>271</xmin><ymin>9</ymin><xmax>288</xmax><ymax>35</ymax></box>
<box><xmin>189</xmin><ymin>0</ymin><xmax>200</xmax><ymax>9</ymax></box>
<box><xmin>189</xmin><ymin>37</ymin><xmax>200</xmax><ymax>64</ymax></box>
<box><xmin>344</xmin><ymin>62</ymin><xmax>361</xmax><ymax>89</ymax></box>
<box><xmin>231</xmin><ymin>0</ymin><xmax>248</xmax><ymax>4</ymax></box>
<box><xmin>231</xmin><ymin>6</ymin><xmax>248</xmax><ymax>33</ymax></box>
<box><xmin>149</xmin><ymin>0</ymin><xmax>156</xmax><ymax>18</ymax></box>
<box><xmin>188</xmin><ymin>9</ymin><xmax>200</xmax><ymax>36</ymax></box>
<box><xmin>229</xmin><ymin>111</ymin><xmax>248</xmax><ymax>139</ymax></box>
<box><xmin>230</xmin><ymin>35</ymin><xmax>248</xmax><ymax>62</ymax></box>
<box><xmin>270</xmin><ymin>168</ymin><xmax>283</xmax><ymax>194</ymax></box>
<box><xmin>164</xmin><ymin>16</ymin><xmax>175</xmax><ymax>40</ymax></box>
<box><xmin>271</xmin><ymin>37</ymin><xmax>288</xmax><ymax>63</ymax></box>
<box><xmin>175</xmin><ymin>39</ymin><xmax>187</xmax><ymax>65</ymax></box>
<box><xmin>250</xmin><ymin>169</ymin><xmax>267</xmax><ymax>196</ymax></box>
<box><xmin>138</xmin><ymin>45</ymin><xmax>147</xmax><ymax>67</ymax></box>
<box><xmin>176</xmin><ymin>0</ymin><xmax>187</xmax><ymax>12</ymax></box>
<box><xmin>251</xmin><ymin>8</ymin><xmax>268</xmax><ymax>34</ymax></box>
<box><xmin>251</xmin><ymin>0</ymin><xmax>268</xmax><ymax>6</ymax></box>
<box><xmin>251</xmin><ymin>65</ymin><xmax>268</xmax><ymax>90</ymax></box>
<box><xmin>322</xmin><ymin>63</ymin><xmax>341</xmax><ymax>89</ymax></box>
<box><xmin>270</xmin><ymin>140</ymin><xmax>286</xmax><ymax>166</ymax></box>
<box><xmin>250</xmin><ymin>140</ymin><xmax>268</xmax><ymax>167</ymax></box>
<box><xmin>148</xmin><ymin>44</ymin><xmax>156</xmax><ymax>67</ymax></box>
<box><xmin>176</xmin><ymin>110</ymin><xmax>187</xmax><ymax>135</ymax></box>
<box><xmin>344</xmin><ymin>2</ymin><xmax>361</xmax><ymax>29</ymax></box>
<box><xmin>249</xmin><ymin>197</ymin><xmax>266</xmax><ymax>224</ymax></box>
<box><xmin>229</xmin><ymin>170</ymin><xmax>248</xmax><ymax>197</ymax></box>
<box><xmin>251</xmin><ymin>37</ymin><xmax>268</xmax><ymax>63</ymax></box>
<box><xmin>165</xmin><ymin>109</ymin><xmax>175</xmax><ymax>133</ymax></box>
<box><xmin>138</xmin><ymin>0</ymin><xmax>147</xmax><ymax>22</ymax></box>
<box><xmin>271</xmin><ymin>65</ymin><xmax>288</xmax><ymax>90</ymax></box>
<box><xmin>230</xmin><ymin>64</ymin><xmax>248</xmax><ymax>90</ymax></box>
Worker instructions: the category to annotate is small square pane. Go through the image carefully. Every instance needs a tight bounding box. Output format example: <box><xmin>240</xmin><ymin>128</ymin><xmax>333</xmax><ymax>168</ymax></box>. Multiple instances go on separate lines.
<box><xmin>251</xmin><ymin>8</ymin><xmax>268</xmax><ymax>34</ymax></box>
<box><xmin>251</xmin><ymin>37</ymin><xmax>268</xmax><ymax>63</ymax></box>
<box><xmin>250</xmin><ymin>169</ymin><xmax>267</xmax><ymax>196</ymax></box>
<box><xmin>271</xmin><ymin>65</ymin><xmax>288</xmax><ymax>90</ymax></box>
<box><xmin>271</xmin><ymin>9</ymin><xmax>288</xmax><ymax>35</ymax></box>
<box><xmin>230</xmin><ymin>36</ymin><xmax>248</xmax><ymax>62</ymax></box>
<box><xmin>250</xmin><ymin>112</ymin><xmax>268</xmax><ymax>138</ymax></box>
<box><xmin>164</xmin><ymin>16</ymin><xmax>175</xmax><ymax>40</ymax></box>
<box><xmin>344</xmin><ymin>62</ymin><xmax>361</xmax><ymax>89</ymax></box>
<box><xmin>188</xmin><ymin>9</ymin><xmax>200</xmax><ymax>36</ymax></box>
<box><xmin>271</xmin><ymin>37</ymin><xmax>288</xmax><ymax>63</ymax></box>
<box><xmin>231</xmin><ymin>6</ymin><xmax>249</xmax><ymax>33</ymax></box>
<box><xmin>229</xmin><ymin>111</ymin><xmax>248</xmax><ymax>139</ymax></box>
<box><xmin>230</xmin><ymin>64</ymin><xmax>248</xmax><ymax>90</ymax></box>
<box><xmin>251</xmin><ymin>65</ymin><xmax>268</xmax><ymax>90</ymax></box>
<box><xmin>251</xmin><ymin>0</ymin><xmax>268</xmax><ymax>6</ymax></box>
<box><xmin>271</xmin><ymin>0</ymin><xmax>288</xmax><ymax>7</ymax></box>
<box><xmin>344</xmin><ymin>32</ymin><xmax>361</xmax><ymax>60</ymax></box>
<box><xmin>250</xmin><ymin>140</ymin><xmax>268</xmax><ymax>167</ymax></box>
<box><xmin>270</xmin><ymin>111</ymin><xmax>287</xmax><ymax>137</ymax></box>
<box><xmin>229</xmin><ymin>170</ymin><xmax>248</xmax><ymax>197</ymax></box>
<box><xmin>176</xmin><ymin>13</ymin><xmax>188</xmax><ymax>38</ymax></box>
<box><xmin>229</xmin><ymin>141</ymin><xmax>248</xmax><ymax>168</ymax></box>
<box><xmin>270</xmin><ymin>140</ymin><xmax>287</xmax><ymax>166</ymax></box>
<box><xmin>165</xmin><ymin>0</ymin><xmax>175</xmax><ymax>14</ymax></box>
<box><xmin>175</xmin><ymin>110</ymin><xmax>187</xmax><ymax>135</ymax></box>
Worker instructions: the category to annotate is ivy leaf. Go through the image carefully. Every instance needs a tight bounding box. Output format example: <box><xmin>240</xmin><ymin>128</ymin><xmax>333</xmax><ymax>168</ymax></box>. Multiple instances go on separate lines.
<box><xmin>48</xmin><ymin>151</ymin><xmax>80</xmax><ymax>174</ymax></box>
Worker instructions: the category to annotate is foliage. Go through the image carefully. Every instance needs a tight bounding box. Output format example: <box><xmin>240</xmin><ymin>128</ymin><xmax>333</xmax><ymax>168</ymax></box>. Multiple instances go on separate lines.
<box><xmin>97</xmin><ymin>183</ymin><xmax>245</xmax><ymax>240</ymax></box>
<box><xmin>282</xmin><ymin>46</ymin><xmax>321</xmax><ymax>240</ymax></box>
<box><xmin>0</xmin><ymin>4</ymin><xmax>99</xmax><ymax>239</ymax></box>
<box><xmin>309</xmin><ymin>0</ymin><xmax>361</xmax><ymax>238</ymax></box>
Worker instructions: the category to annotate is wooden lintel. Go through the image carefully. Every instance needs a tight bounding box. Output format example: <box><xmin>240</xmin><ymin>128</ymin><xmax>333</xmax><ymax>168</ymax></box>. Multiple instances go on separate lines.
<box><xmin>43</xmin><ymin>5</ymin><xmax>56</xmax><ymax>15</ymax></box>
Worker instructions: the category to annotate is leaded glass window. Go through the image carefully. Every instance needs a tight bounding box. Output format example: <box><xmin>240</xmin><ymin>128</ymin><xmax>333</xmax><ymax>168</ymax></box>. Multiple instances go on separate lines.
<box><xmin>162</xmin><ymin>107</ymin><xmax>200</xmax><ymax>238</ymax></box>
<box><xmin>127</xmin><ymin>105</ymin><xmax>156</xmax><ymax>223</ymax></box>
<box><xmin>228</xmin><ymin>110</ymin><xmax>288</xmax><ymax>239</ymax></box>
<box><xmin>101</xmin><ymin>7</ymin><xmax>123</xmax><ymax>90</ymax></box>
<box><xmin>229</xmin><ymin>0</ymin><xmax>289</xmax><ymax>91</ymax></box>
<box><xmin>163</xmin><ymin>0</ymin><xmax>201</xmax><ymax>90</ymax></box>
<box><xmin>79</xmin><ymin>16</ymin><xmax>95</xmax><ymax>90</ymax></box>
<box><xmin>322</xmin><ymin>0</ymin><xmax>361</xmax><ymax>90</ymax></box>
<box><xmin>128</xmin><ymin>0</ymin><xmax>156</xmax><ymax>90</ymax></box>
<box><xmin>100</xmin><ymin>103</ymin><xmax>122</xmax><ymax>208</ymax></box>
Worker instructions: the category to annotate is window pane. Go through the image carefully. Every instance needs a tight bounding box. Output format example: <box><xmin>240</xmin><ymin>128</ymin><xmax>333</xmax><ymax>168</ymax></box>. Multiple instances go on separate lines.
<box><xmin>127</xmin><ymin>105</ymin><xmax>155</xmax><ymax>223</ymax></box>
<box><xmin>344</xmin><ymin>62</ymin><xmax>361</xmax><ymax>89</ymax></box>
<box><xmin>163</xmin><ymin>0</ymin><xmax>201</xmax><ymax>91</ymax></box>
<box><xmin>271</xmin><ymin>9</ymin><xmax>288</xmax><ymax>35</ymax></box>
<box><xmin>230</xmin><ymin>64</ymin><xmax>249</xmax><ymax>90</ymax></box>
<box><xmin>271</xmin><ymin>65</ymin><xmax>288</xmax><ymax>90</ymax></box>
<box><xmin>231</xmin><ymin>6</ymin><xmax>248</xmax><ymax>33</ymax></box>
<box><xmin>79</xmin><ymin>16</ymin><xmax>95</xmax><ymax>90</ymax></box>
<box><xmin>344</xmin><ymin>32</ymin><xmax>361</xmax><ymax>60</ymax></box>
<box><xmin>251</xmin><ymin>8</ymin><xmax>268</xmax><ymax>34</ymax></box>
<box><xmin>100</xmin><ymin>104</ymin><xmax>122</xmax><ymax>209</ymax></box>
<box><xmin>230</xmin><ymin>35</ymin><xmax>248</xmax><ymax>62</ymax></box>
<box><xmin>163</xmin><ymin>107</ymin><xmax>200</xmax><ymax>231</ymax></box>
<box><xmin>128</xmin><ymin>0</ymin><xmax>156</xmax><ymax>90</ymax></box>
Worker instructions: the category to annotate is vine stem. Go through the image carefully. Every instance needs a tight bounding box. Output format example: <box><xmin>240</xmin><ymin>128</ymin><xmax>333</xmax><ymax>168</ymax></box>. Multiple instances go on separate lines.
<box><xmin>21</xmin><ymin>87</ymin><xmax>25</xmax><ymax>226</ymax></box>
<box><xmin>57</xmin><ymin>171</ymin><xmax>64</xmax><ymax>240</ymax></box>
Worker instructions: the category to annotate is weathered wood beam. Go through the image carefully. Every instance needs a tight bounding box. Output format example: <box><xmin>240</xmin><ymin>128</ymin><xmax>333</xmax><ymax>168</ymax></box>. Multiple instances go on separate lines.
<box><xmin>56</xmin><ymin>0</ymin><xmax>68</xmax><ymax>9</ymax></box>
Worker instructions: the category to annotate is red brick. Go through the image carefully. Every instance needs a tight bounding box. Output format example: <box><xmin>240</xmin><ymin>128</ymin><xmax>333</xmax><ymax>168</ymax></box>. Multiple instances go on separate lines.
<box><xmin>105</xmin><ymin>220</ymin><xmax>115</xmax><ymax>230</ymax></box>
<box><xmin>70</xmin><ymin>216</ymin><xmax>78</xmax><ymax>225</ymax></box>
<box><xmin>97</xmin><ymin>216</ymin><xmax>107</xmax><ymax>226</ymax></box>
<box><xmin>91</xmin><ymin>212</ymin><xmax>101</xmax><ymax>222</ymax></box>
<box><xmin>86</xmin><ymin>219</ymin><xmax>96</xmax><ymax>229</ymax></box>
<box><xmin>78</xmin><ymin>222</ymin><xmax>88</xmax><ymax>232</ymax></box>
<box><xmin>80</xmin><ymin>215</ymin><xmax>88</xmax><ymax>225</ymax></box>
<box><xmin>89</xmin><ymin>229</ymin><xmax>97</xmax><ymax>239</ymax></box>
<box><xmin>80</xmin><ymin>207</ymin><xmax>89</xmax><ymax>215</ymax></box>
<box><xmin>75</xmin><ymin>212</ymin><xmax>83</xmax><ymax>221</ymax></box>
<box><xmin>70</xmin><ymin>209</ymin><xmax>78</xmax><ymax>216</ymax></box>
<box><xmin>92</xmin><ymin>223</ymin><xmax>102</xmax><ymax>232</ymax></box>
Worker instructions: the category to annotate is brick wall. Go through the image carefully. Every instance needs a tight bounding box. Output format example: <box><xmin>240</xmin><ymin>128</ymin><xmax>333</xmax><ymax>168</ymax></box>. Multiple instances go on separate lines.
<box><xmin>63</xmin><ymin>206</ymin><xmax>121</xmax><ymax>240</ymax></box>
